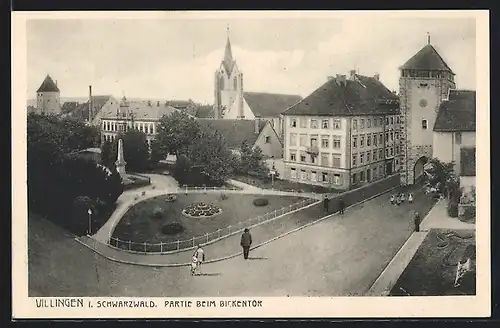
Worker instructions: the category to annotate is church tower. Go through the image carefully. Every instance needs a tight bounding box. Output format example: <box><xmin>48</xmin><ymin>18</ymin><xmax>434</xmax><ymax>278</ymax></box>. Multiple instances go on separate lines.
<box><xmin>36</xmin><ymin>74</ymin><xmax>61</xmax><ymax>114</ymax></box>
<box><xmin>399</xmin><ymin>34</ymin><xmax>456</xmax><ymax>185</ymax></box>
<box><xmin>213</xmin><ymin>27</ymin><xmax>244</xmax><ymax>119</ymax></box>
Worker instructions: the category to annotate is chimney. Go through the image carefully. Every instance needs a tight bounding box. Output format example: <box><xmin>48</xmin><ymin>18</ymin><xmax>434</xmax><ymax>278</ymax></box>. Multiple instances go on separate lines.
<box><xmin>88</xmin><ymin>85</ymin><xmax>92</xmax><ymax>122</ymax></box>
<box><xmin>335</xmin><ymin>74</ymin><xmax>346</xmax><ymax>87</ymax></box>
<box><xmin>349</xmin><ymin>69</ymin><xmax>356</xmax><ymax>80</ymax></box>
<box><xmin>254</xmin><ymin>117</ymin><xmax>260</xmax><ymax>134</ymax></box>
<box><xmin>157</xmin><ymin>101</ymin><xmax>160</xmax><ymax>107</ymax></box>
<box><xmin>374</xmin><ymin>73</ymin><xmax>380</xmax><ymax>81</ymax></box>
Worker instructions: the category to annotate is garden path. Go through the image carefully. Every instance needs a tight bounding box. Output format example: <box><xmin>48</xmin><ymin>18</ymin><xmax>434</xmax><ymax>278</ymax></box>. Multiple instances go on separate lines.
<box><xmin>420</xmin><ymin>199</ymin><xmax>475</xmax><ymax>231</ymax></box>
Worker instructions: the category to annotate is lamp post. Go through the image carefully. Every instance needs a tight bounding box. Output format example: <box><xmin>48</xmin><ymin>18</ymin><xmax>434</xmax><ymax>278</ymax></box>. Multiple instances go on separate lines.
<box><xmin>270</xmin><ymin>162</ymin><xmax>276</xmax><ymax>190</ymax></box>
<box><xmin>87</xmin><ymin>208</ymin><xmax>93</xmax><ymax>235</ymax></box>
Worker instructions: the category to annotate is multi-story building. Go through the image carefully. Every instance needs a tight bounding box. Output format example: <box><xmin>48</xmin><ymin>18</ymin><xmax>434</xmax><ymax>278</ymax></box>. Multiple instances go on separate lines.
<box><xmin>398</xmin><ymin>37</ymin><xmax>456</xmax><ymax>185</ymax></box>
<box><xmin>35</xmin><ymin>75</ymin><xmax>61</xmax><ymax>114</ymax></box>
<box><xmin>281</xmin><ymin>71</ymin><xmax>400</xmax><ymax>190</ymax></box>
<box><xmin>100</xmin><ymin>97</ymin><xmax>181</xmax><ymax>149</ymax></box>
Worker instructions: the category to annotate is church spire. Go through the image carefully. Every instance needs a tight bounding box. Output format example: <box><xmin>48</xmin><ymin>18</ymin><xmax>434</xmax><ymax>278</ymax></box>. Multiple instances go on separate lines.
<box><xmin>222</xmin><ymin>25</ymin><xmax>235</xmax><ymax>74</ymax></box>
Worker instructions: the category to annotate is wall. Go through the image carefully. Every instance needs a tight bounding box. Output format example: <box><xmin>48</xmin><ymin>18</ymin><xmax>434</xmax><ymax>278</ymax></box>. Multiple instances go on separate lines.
<box><xmin>254</xmin><ymin>122</ymin><xmax>283</xmax><ymax>159</ymax></box>
<box><xmin>225</xmin><ymin>94</ymin><xmax>255</xmax><ymax>119</ymax></box>
<box><xmin>36</xmin><ymin>91</ymin><xmax>60</xmax><ymax>114</ymax></box>
<box><xmin>460</xmin><ymin>176</ymin><xmax>475</xmax><ymax>193</ymax></box>
<box><xmin>433</xmin><ymin>131</ymin><xmax>476</xmax><ymax>175</ymax></box>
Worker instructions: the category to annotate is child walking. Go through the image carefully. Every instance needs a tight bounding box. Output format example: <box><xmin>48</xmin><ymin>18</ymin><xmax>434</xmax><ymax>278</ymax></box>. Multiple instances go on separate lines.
<box><xmin>190</xmin><ymin>255</ymin><xmax>199</xmax><ymax>276</ymax></box>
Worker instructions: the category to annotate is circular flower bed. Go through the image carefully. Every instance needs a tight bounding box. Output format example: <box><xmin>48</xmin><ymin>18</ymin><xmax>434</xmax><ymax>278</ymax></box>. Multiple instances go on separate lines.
<box><xmin>182</xmin><ymin>202</ymin><xmax>222</xmax><ymax>218</ymax></box>
<box><xmin>253</xmin><ymin>198</ymin><xmax>269</xmax><ymax>207</ymax></box>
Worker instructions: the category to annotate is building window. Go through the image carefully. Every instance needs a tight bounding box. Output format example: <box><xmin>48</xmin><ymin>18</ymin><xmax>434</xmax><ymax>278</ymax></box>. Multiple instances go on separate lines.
<box><xmin>374</xmin><ymin>119</ymin><xmax>378</xmax><ymax>127</ymax></box>
<box><xmin>321</xmin><ymin>136</ymin><xmax>329</xmax><ymax>148</ymax></box>
<box><xmin>360</xmin><ymin>152</ymin><xmax>364</xmax><ymax>165</ymax></box>
<box><xmin>300</xmin><ymin>152</ymin><xmax>306</xmax><ymax>162</ymax></box>
<box><xmin>290</xmin><ymin>152</ymin><xmax>296</xmax><ymax>161</ymax></box>
<box><xmin>373</xmin><ymin>167</ymin><xmax>378</xmax><ymax>179</ymax></box>
<box><xmin>353</xmin><ymin>119</ymin><xmax>358</xmax><ymax>130</ymax></box>
<box><xmin>333</xmin><ymin>174</ymin><xmax>341</xmax><ymax>185</ymax></box>
<box><xmin>301</xmin><ymin>170</ymin><xmax>307</xmax><ymax>180</ymax></box>
<box><xmin>322</xmin><ymin>119</ymin><xmax>329</xmax><ymax>129</ymax></box>
<box><xmin>367</xmin><ymin>119</ymin><xmax>371</xmax><ymax>128</ymax></box>
<box><xmin>322</xmin><ymin>172</ymin><xmax>328</xmax><ymax>182</ymax></box>
<box><xmin>333</xmin><ymin>136</ymin><xmax>341</xmax><ymax>149</ymax></box>
<box><xmin>390</xmin><ymin>117</ymin><xmax>394</xmax><ymax>124</ymax></box>
<box><xmin>390</xmin><ymin>147</ymin><xmax>394</xmax><ymax>156</ymax></box>
<box><xmin>353</xmin><ymin>136</ymin><xmax>357</xmax><ymax>148</ymax></box>
<box><xmin>367</xmin><ymin>150</ymin><xmax>371</xmax><ymax>162</ymax></box>
<box><xmin>380</xmin><ymin>165</ymin><xmax>384</xmax><ymax>176</ymax></box>
<box><xmin>311</xmin><ymin>154</ymin><xmax>316</xmax><ymax>164</ymax></box>
<box><xmin>395</xmin><ymin>132</ymin><xmax>399</xmax><ymax>140</ymax></box>
<box><xmin>299</xmin><ymin>118</ymin><xmax>307</xmax><ymax>128</ymax></box>
<box><xmin>395</xmin><ymin>145</ymin><xmax>399</xmax><ymax>154</ymax></box>
<box><xmin>390</xmin><ymin>132</ymin><xmax>394</xmax><ymax>141</ymax></box>
<box><xmin>379</xmin><ymin>133</ymin><xmax>383</xmax><ymax>144</ymax></box>
<box><xmin>333</xmin><ymin>119</ymin><xmax>341</xmax><ymax>129</ymax></box>
<box><xmin>373</xmin><ymin>150</ymin><xmax>377</xmax><ymax>161</ymax></box>
<box><xmin>352</xmin><ymin>173</ymin><xmax>357</xmax><ymax>184</ymax></box>
<box><xmin>290</xmin><ymin>168</ymin><xmax>297</xmax><ymax>179</ymax></box>
<box><xmin>360</xmin><ymin>135</ymin><xmax>365</xmax><ymax>147</ymax></box>
<box><xmin>455</xmin><ymin>132</ymin><xmax>462</xmax><ymax>144</ymax></box>
<box><xmin>422</xmin><ymin>119</ymin><xmax>428</xmax><ymax>130</ymax></box>
<box><xmin>360</xmin><ymin>170</ymin><xmax>365</xmax><ymax>182</ymax></box>
<box><xmin>360</xmin><ymin>119</ymin><xmax>365</xmax><ymax>129</ymax></box>
<box><xmin>310</xmin><ymin>137</ymin><xmax>318</xmax><ymax>148</ymax></box>
<box><xmin>332</xmin><ymin>154</ymin><xmax>341</xmax><ymax>168</ymax></box>
<box><xmin>233</xmin><ymin>77</ymin><xmax>237</xmax><ymax>89</ymax></box>
<box><xmin>289</xmin><ymin>133</ymin><xmax>297</xmax><ymax>146</ymax></box>
<box><xmin>385</xmin><ymin>148</ymin><xmax>389</xmax><ymax>157</ymax></box>
<box><xmin>291</xmin><ymin>118</ymin><xmax>297</xmax><ymax>127</ymax></box>
<box><xmin>367</xmin><ymin>135</ymin><xmax>371</xmax><ymax>146</ymax></box>
<box><xmin>352</xmin><ymin>154</ymin><xmax>357</xmax><ymax>167</ymax></box>
<box><xmin>379</xmin><ymin>149</ymin><xmax>383</xmax><ymax>159</ymax></box>
<box><xmin>311</xmin><ymin>119</ymin><xmax>318</xmax><ymax>129</ymax></box>
<box><xmin>265</xmin><ymin>136</ymin><xmax>271</xmax><ymax>143</ymax></box>
<box><xmin>385</xmin><ymin>133</ymin><xmax>389</xmax><ymax>142</ymax></box>
<box><xmin>373</xmin><ymin>135</ymin><xmax>378</xmax><ymax>146</ymax></box>
<box><xmin>379</xmin><ymin>118</ymin><xmax>383</xmax><ymax>126</ymax></box>
<box><xmin>311</xmin><ymin>171</ymin><xmax>317</xmax><ymax>182</ymax></box>
<box><xmin>299</xmin><ymin>134</ymin><xmax>307</xmax><ymax>147</ymax></box>
<box><xmin>321</xmin><ymin>153</ymin><xmax>329</xmax><ymax>166</ymax></box>
<box><xmin>397</xmin><ymin>116</ymin><xmax>400</xmax><ymax>124</ymax></box>
<box><xmin>385</xmin><ymin>117</ymin><xmax>389</xmax><ymax>125</ymax></box>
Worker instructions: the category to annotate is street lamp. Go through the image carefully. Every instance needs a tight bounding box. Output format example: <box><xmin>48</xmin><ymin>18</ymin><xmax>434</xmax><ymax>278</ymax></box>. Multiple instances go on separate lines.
<box><xmin>270</xmin><ymin>162</ymin><xmax>276</xmax><ymax>190</ymax></box>
<box><xmin>87</xmin><ymin>208</ymin><xmax>93</xmax><ymax>236</ymax></box>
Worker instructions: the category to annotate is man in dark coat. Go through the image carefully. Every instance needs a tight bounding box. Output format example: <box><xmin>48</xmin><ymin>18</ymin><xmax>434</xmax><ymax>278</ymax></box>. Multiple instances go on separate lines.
<box><xmin>338</xmin><ymin>197</ymin><xmax>345</xmax><ymax>215</ymax></box>
<box><xmin>323</xmin><ymin>196</ymin><xmax>330</xmax><ymax>213</ymax></box>
<box><xmin>414</xmin><ymin>211</ymin><xmax>421</xmax><ymax>232</ymax></box>
<box><xmin>240</xmin><ymin>228</ymin><xmax>252</xmax><ymax>259</ymax></box>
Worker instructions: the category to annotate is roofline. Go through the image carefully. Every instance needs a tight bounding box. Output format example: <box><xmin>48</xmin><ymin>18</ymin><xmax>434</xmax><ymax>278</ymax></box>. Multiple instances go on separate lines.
<box><xmin>243</xmin><ymin>91</ymin><xmax>303</xmax><ymax>98</ymax></box>
<box><xmin>397</xmin><ymin>66</ymin><xmax>456</xmax><ymax>75</ymax></box>
<box><xmin>282</xmin><ymin>111</ymin><xmax>400</xmax><ymax>117</ymax></box>
<box><xmin>433</xmin><ymin>128</ymin><xmax>476</xmax><ymax>132</ymax></box>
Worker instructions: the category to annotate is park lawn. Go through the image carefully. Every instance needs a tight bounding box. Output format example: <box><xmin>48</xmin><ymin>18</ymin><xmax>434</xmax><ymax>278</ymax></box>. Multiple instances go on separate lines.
<box><xmin>390</xmin><ymin>229</ymin><xmax>476</xmax><ymax>296</ymax></box>
<box><xmin>232</xmin><ymin>174</ymin><xmax>339</xmax><ymax>193</ymax></box>
<box><xmin>111</xmin><ymin>193</ymin><xmax>307</xmax><ymax>251</ymax></box>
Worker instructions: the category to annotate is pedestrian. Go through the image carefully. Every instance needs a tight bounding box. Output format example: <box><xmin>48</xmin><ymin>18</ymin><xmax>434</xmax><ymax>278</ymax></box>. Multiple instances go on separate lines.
<box><xmin>400</xmin><ymin>192</ymin><xmax>406</xmax><ymax>203</ymax></box>
<box><xmin>190</xmin><ymin>254</ymin><xmax>198</xmax><ymax>276</ymax></box>
<box><xmin>338</xmin><ymin>197</ymin><xmax>345</xmax><ymax>215</ymax></box>
<box><xmin>240</xmin><ymin>228</ymin><xmax>252</xmax><ymax>260</ymax></box>
<box><xmin>413</xmin><ymin>211</ymin><xmax>421</xmax><ymax>232</ymax></box>
<box><xmin>390</xmin><ymin>194</ymin><xmax>395</xmax><ymax>205</ymax></box>
<box><xmin>323</xmin><ymin>196</ymin><xmax>330</xmax><ymax>213</ymax></box>
<box><xmin>193</xmin><ymin>245</ymin><xmax>205</xmax><ymax>273</ymax></box>
<box><xmin>408</xmin><ymin>193</ymin><xmax>414</xmax><ymax>203</ymax></box>
<box><xmin>396</xmin><ymin>194</ymin><xmax>401</xmax><ymax>206</ymax></box>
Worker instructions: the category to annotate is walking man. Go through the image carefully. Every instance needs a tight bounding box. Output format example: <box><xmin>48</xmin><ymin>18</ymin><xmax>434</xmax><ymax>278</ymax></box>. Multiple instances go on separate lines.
<box><xmin>413</xmin><ymin>211</ymin><xmax>421</xmax><ymax>232</ymax></box>
<box><xmin>338</xmin><ymin>197</ymin><xmax>345</xmax><ymax>215</ymax></box>
<box><xmin>323</xmin><ymin>196</ymin><xmax>330</xmax><ymax>213</ymax></box>
<box><xmin>194</xmin><ymin>245</ymin><xmax>205</xmax><ymax>273</ymax></box>
<box><xmin>240</xmin><ymin>228</ymin><xmax>252</xmax><ymax>260</ymax></box>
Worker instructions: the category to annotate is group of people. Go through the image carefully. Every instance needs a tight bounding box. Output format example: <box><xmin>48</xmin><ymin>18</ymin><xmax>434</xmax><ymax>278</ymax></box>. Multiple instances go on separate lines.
<box><xmin>323</xmin><ymin>196</ymin><xmax>345</xmax><ymax>215</ymax></box>
<box><xmin>390</xmin><ymin>192</ymin><xmax>414</xmax><ymax>206</ymax></box>
<box><xmin>190</xmin><ymin>227</ymin><xmax>254</xmax><ymax>276</ymax></box>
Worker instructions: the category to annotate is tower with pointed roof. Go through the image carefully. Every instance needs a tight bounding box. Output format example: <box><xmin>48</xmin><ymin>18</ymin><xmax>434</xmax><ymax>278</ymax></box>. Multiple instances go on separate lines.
<box><xmin>36</xmin><ymin>74</ymin><xmax>61</xmax><ymax>114</ymax></box>
<box><xmin>213</xmin><ymin>27</ymin><xmax>244</xmax><ymax>119</ymax></box>
<box><xmin>399</xmin><ymin>35</ymin><xmax>456</xmax><ymax>185</ymax></box>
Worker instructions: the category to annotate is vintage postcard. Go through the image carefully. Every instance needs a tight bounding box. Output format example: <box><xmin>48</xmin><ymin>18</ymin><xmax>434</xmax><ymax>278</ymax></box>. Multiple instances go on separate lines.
<box><xmin>12</xmin><ymin>10</ymin><xmax>490</xmax><ymax>319</ymax></box>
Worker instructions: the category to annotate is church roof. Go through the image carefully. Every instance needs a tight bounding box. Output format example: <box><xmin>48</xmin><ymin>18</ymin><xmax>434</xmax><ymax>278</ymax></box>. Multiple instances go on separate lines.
<box><xmin>243</xmin><ymin>92</ymin><xmax>303</xmax><ymax>118</ymax></box>
<box><xmin>433</xmin><ymin>90</ymin><xmax>476</xmax><ymax>132</ymax></box>
<box><xmin>222</xmin><ymin>36</ymin><xmax>235</xmax><ymax>74</ymax></box>
<box><xmin>283</xmin><ymin>74</ymin><xmax>399</xmax><ymax>116</ymax></box>
<box><xmin>37</xmin><ymin>75</ymin><xmax>60</xmax><ymax>92</ymax></box>
<box><xmin>197</xmin><ymin>119</ymin><xmax>267</xmax><ymax>149</ymax></box>
<box><xmin>400</xmin><ymin>44</ymin><xmax>454</xmax><ymax>74</ymax></box>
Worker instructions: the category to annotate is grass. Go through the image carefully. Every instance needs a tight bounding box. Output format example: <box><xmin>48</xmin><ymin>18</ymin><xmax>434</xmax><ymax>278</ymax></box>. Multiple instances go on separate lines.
<box><xmin>390</xmin><ymin>229</ymin><xmax>476</xmax><ymax>296</ymax></box>
<box><xmin>111</xmin><ymin>193</ymin><xmax>307</xmax><ymax>250</ymax></box>
<box><xmin>233</xmin><ymin>174</ymin><xmax>339</xmax><ymax>193</ymax></box>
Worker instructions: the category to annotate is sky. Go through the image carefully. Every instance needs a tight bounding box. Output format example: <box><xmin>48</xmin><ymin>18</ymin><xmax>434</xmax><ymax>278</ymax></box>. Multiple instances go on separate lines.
<box><xmin>26</xmin><ymin>12</ymin><xmax>477</xmax><ymax>104</ymax></box>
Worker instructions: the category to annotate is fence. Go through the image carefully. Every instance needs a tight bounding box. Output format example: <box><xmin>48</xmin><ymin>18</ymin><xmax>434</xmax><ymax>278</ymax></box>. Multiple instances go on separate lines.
<box><xmin>108</xmin><ymin>197</ymin><xmax>318</xmax><ymax>254</ymax></box>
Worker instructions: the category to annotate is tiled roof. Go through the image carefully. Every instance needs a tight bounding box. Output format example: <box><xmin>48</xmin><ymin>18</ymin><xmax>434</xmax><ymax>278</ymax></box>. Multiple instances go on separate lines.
<box><xmin>61</xmin><ymin>101</ymin><xmax>81</xmax><ymax>114</ymax></box>
<box><xmin>283</xmin><ymin>74</ymin><xmax>399</xmax><ymax>116</ymax></box>
<box><xmin>243</xmin><ymin>92</ymin><xmax>303</xmax><ymax>118</ymax></box>
<box><xmin>400</xmin><ymin>44</ymin><xmax>454</xmax><ymax>74</ymax></box>
<box><xmin>197</xmin><ymin>119</ymin><xmax>266</xmax><ymax>149</ymax></box>
<box><xmin>69</xmin><ymin>95</ymin><xmax>113</xmax><ymax>121</ymax></box>
<box><xmin>37</xmin><ymin>75</ymin><xmax>60</xmax><ymax>93</ymax></box>
<box><xmin>100</xmin><ymin>100</ymin><xmax>181</xmax><ymax>121</ymax></box>
<box><xmin>460</xmin><ymin>147</ymin><xmax>475</xmax><ymax>177</ymax></box>
<box><xmin>433</xmin><ymin>90</ymin><xmax>476</xmax><ymax>132</ymax></box>
<box><xmin>167</xmin><ymin>100</ymin><xmax>192</xmax><ymax>109</ymax></box>
<box><xmin>222</xmin><ymin>36</ymin><xmax>235</xmax><ymax>75</ymax></box>
<box><xmin>195</xmin><ymin>105</ymin><xmax>215</xmax><ymax>118</ymax></box>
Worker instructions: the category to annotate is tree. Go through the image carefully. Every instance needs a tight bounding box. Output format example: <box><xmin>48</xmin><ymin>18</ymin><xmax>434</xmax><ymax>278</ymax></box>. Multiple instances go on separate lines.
<box><xmin>100</xmin><ymin>139</ymin><xmax>116</xmax><ymax>168</ymax></box>
<box><xmin>236</xmin><ymin>141</ymin><xmax>269</xmax><ymax>177</ymax></box>
<box><xmin>115</xmin><ymin>129</ymin><xmax>150</xmax><ymax>172</ymax></box>
<box><xmin>424</xmin><ymin>158</ymin><xmax>460</xmax><ymax>200</ymax></box>
<box><xmin>149</xmin><ymin>138</ymin><xmax>164</xmax><ymax>165</ymax></box>
<box><xmin>172</xmin><ymin>154</ymin><xmax>192</xmax><ymax>186</ymax></box>
<box><xmin>156</xmin><ymin>111</ymin><xmax>201</xmax><ymax>157</ymax></box>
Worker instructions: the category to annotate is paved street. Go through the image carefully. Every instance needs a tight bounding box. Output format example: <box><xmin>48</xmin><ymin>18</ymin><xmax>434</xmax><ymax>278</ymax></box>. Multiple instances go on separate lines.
<box><xmin>29</xmin><ymin>188</ymin><xmax>422</xmax><ymax>297</ymax></box>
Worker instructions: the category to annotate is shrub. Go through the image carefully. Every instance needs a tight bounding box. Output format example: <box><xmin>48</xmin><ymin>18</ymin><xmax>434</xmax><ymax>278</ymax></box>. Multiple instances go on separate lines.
<box><xmin>151</xmin><ymin>207</ymin><xmax>164</xmax><ymax>219</ymax></box>
<box><xmin>161</xmin><ymin>222</ymin><xmax>185</xmax><ymax>235</ymax></box>
<box><xmin>253</xmin><ymin>198</ymin><xmax>269</xmax><ymax>207</ymax></box>
<box><xmin>464</xmin><ymin>205</ymin><xmax>476</xmax><ymax>221</ymax></box>
<box><xmin>447</xmin><ymin>201</ymin><xmax>459</xmax><ymax>218</ymax></box>
<box><xmin>165</xmin><ymin>194</ymin><xmax>177</xmax><ymax>202</ymax></box>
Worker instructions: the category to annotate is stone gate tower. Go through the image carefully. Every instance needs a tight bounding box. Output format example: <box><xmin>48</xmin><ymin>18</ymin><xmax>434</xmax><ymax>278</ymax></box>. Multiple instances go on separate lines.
<box><xmin>399</xmin><ymin>35</ymin><xmax>456</xmax><ymax>185</ymax></box>
<box><xmin>36</xmin><ymin>74</ymin><xmax>61</xmax><ymax>114</ymax></box>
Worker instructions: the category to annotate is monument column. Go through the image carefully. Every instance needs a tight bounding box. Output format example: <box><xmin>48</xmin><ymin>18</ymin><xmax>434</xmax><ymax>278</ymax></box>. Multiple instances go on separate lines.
<box><xmin>115</xmin><ymin>138</ymin><xmax>127</xmax><ymax>175</ymax></box>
